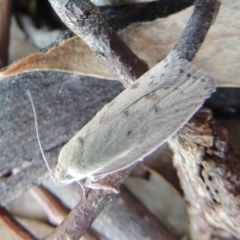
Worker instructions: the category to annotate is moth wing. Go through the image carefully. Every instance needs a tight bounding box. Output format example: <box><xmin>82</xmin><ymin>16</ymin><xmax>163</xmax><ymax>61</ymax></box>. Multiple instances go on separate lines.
<box><xmin>60</xmin><ymin>50</ymin><xmax>215</xmax><ymax>181</ymax></box>
<box><xmin>83</xmin><ymin>56</ymin><xmax>215</xmax><ymax>178</ymax></box>
<box><xmin>81</xmin><ymin>50</ymin><xmax>186</xmax><ymax>135</ymax></box>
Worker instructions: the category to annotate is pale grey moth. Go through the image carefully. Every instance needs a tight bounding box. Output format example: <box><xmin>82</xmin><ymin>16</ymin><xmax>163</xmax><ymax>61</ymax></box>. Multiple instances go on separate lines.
<box><xmin>29</xmin><ymin>50</ymin><xmax>216</xmax><ymax>190</ymax></box>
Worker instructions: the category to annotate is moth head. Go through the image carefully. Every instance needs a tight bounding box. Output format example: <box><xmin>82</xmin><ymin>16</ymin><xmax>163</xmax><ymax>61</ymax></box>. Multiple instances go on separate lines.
<box><xmin>54</xmin><ymin>135</ymin><xmax>86</xmax><ymax>184</ymax></box>
<box><xmin>51</xmin><ymin>163</ymin><xmax>77</xmax><ymax>185</ymax></box>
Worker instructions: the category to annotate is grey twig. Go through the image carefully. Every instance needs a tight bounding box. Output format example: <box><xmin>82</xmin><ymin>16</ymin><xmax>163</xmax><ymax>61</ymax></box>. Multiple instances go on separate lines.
<box><xmin>174</xmin><ymin>0</ymin><xmax>221</xmax><ymax>61</ymax></box>
<box><xmin>48</xmin><ymin>0</ymin><xmax>148</xmax><ymax>87</ymax></box>
<box><xmin>44</xmin><ymin>166</ymin><xmax>135</xmax><ymax>240</ymax></box>
<box><xmin>103</xmin><ymin>0</ymin><xmax>195</xmax><ymax>31</ymax></box>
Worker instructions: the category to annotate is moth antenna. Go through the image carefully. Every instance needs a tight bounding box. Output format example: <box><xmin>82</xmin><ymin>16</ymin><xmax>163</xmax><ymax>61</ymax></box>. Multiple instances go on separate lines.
<box><xmin>26</xmin><ymin>90</ymin><xmax>53</xmax><ymax>174</ymax></box>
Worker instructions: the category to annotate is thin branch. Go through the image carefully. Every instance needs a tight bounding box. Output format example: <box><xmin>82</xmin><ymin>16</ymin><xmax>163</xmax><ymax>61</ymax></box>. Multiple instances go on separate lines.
<box><xmin>102</xmin><ymin>0</ymin><xmax>195</xmax><ymax>31</ymax></box>
<box><xmin>0</xmin><ymin>0</ymin><xmax>12</xmax><ymax>66</ymax></box>
<box><xmin>174</xmin><ymin>0</ymin><xmax>221</xmax><ymax>61</ymax></box>
<box><xmin>44</xmin><ymin>166</ymin><xmax>135</xmax><ymax>240</ymax></box>
<box><xmin>44</xmin><ymin>168</ymin><xmax>177</xmax><ymax>239</ymax></box>
<box><xmin>0</xmin><ymin>206</ymin><xmax>37</xmax><ymax>240</ymax></box>
<box><xmin>29</xmin><ymin>186</ymin><xmax>69</xmax><ymax>225</ymax></box>
<box><xmin>30</xmin><ymin>185</ymin><xmax>102</xmax><ymax>239</ymax></box>
<box><xmin>48</xmin><ymin>0</ymin><xmax>148</xmax><ymax>87</ymax></box>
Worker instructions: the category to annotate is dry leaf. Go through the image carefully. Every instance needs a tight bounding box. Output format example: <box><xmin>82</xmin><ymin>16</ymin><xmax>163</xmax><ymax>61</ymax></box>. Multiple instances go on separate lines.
<box><xmin>0</xmin><ymin>35</ymin><xmax>116</xmax><ymax>79</ymax></box>
<box><xmin>7</xmin><ymin>190</ymin><xmax>48</xmax><ymax>222</ymax></box>
<box><xmin>142</xmin><ymin>142</ymin><xmax>182</xmax><ymax>194</ymax></box>
<box><xmin>119</xmin><ymin>0</ymin><xmax>240</xmax><ymax>87</ymax></box>
<box><xmin>125</xmin><ymin>172</ymin><xmax>189</xmax><ymax>236</ymax></box>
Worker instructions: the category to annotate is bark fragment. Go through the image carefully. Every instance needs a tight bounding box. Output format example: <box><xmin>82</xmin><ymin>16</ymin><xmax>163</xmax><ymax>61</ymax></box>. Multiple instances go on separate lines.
<box><xmin>169</xmin><ymin>108</ymin><xmax>240</xmax><ymax>239</ymax></box>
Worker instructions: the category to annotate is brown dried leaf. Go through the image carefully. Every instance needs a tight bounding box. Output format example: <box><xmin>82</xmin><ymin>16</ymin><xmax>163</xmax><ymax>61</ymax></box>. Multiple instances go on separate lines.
<box><xmin>0</xmin><ymin>36</ymin><xmax>116</xmax><ymax>79</ymax></box>
<box><xmin>119</xmin><ymin>0</ymin><xmax>240</xmax><ymax>87</ymax></box>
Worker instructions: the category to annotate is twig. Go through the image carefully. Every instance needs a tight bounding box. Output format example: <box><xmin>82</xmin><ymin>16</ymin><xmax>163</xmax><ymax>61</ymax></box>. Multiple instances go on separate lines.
<box><xmin>0</xmin><ymin>206</ymin><xmax>37</xmax><ymax>240</ymax></box>
<box><xmin>29</xmin><ymin>186</ymin><xmax>69</xmax><ymax>225</ymax></box>
<box><xmin>44</xmin><ymin>166</ymin><xmax>135</xmax><ymax>240</ymax></box>
<box><xmin>168</xmin><ymin>108</ymin><xmax>240</xmax><ymax>239</ymax></box>
<box><xmin>48</xmin><ymin>0</ymin><xmax>148</xmax><ymax>87</ymax></box>
<box><xmin>102</xmin><ymin>0</ymin><xmax>195</xmax><ymax>31</ymax></box>
<box><xmin>174</xmin><ymin>0</ymin><xmax>221</xmax><ymax>61</ymax></box>
<box><xmin>0</xmin><ymin>0</ymin><xmax>12</xmax><ymax>66</ymax></box>
<box><xmin>30</xmin><ymin>185</ymin><xmax>102</xmax><ymax>239</ymax></box>
<box><xmin>44</xmin><ymin>0</ymin><xmax>220</xmax><ymax>239</ymax></box>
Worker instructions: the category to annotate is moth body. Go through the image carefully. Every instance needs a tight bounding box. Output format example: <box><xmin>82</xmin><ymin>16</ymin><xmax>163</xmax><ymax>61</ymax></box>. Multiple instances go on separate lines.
<box><xmin>55</xmin><ymin>50</ymin><xmax>216</xmax><ymax>186</ymax></box>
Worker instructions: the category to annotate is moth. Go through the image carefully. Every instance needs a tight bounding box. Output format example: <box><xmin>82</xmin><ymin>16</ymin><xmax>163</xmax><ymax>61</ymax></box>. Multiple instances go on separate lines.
<box><xmin>28</xmin><ymin>50</ymin><xmax>216</xmax><ymax>191</ymax></box>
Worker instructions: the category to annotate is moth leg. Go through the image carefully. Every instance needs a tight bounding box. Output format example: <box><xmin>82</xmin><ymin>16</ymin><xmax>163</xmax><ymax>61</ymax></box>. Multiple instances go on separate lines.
<box><xmin>77</xmin><ymin>181</ymin><xmax>86</xmax><ymax>198</ymax></box>
<box><xmin>85</xmin><ymin>177</ymin><xmax>119</xmax><ymax>193</ymax></box>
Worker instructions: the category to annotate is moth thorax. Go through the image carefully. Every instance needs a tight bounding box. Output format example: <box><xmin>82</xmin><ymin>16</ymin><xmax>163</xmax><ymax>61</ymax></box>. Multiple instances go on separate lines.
<box><xmin>52</xmin><ymin>164</ymin><xmax>68</xmax><ymax>185</ymax></box>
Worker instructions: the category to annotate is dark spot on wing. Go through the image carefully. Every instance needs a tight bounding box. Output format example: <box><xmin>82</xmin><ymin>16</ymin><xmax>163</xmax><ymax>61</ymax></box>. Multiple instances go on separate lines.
<box><xmin>193</xmin><ymin>76</ymin><xmax>197</xmax><ymax>80</ymax></box>
<box><xmin>154</xmin><ymin>105</ymin><xmax>161</xmax><ymax>113</ymax></box>
<box><xmin>149</xmin><ymin>79</ymin><xmax>155</xmax><ymax>86</ymax></box>
<box><xmin>175</xmin><ymin>109</ymin><xmax>179</xmax><ymax>113</ymax></box>
<box><xmin>201</xmin><ymin>78</ymin><xmax>205</xmax><ymax>82</ymax></box>
<box><xmin>164</xmin><ymin>58</ymin><xmax>168</xmax><ymax>62</ymax></box>
<box><xmin>205</xmin><ymin>86</ymin><xmax>208</xmax><ymax>90</ymax></box>
<box><xmin>164</xmin><ymin>64</ymin><xmax>169</xmax><ymax>68</ymax></box>
<box><xmin>127</xmin><ymin>130</ymin><xmax>132</xmax><ymax>136</ymax></box>
<box><xmin>130</xmin><ymin>81</ymin><xmax>139</xmax><ymax>89</ymax></box>
<box><xmin>124</xmin><ymin>110</ymin><xmax>130</xmax><ymax>117</ymax></box>
<box><xmin>78</xmin><ymin>137</ymin><xmax>84</xmax><ymax>146</ymax></box>
<box><xmin>179</xmin><ymin>69</ymin><xmax>184</xmax><ymax>73</ymax></box>
<box><xmin>187</xmin><ymin>73</ymin><xmax>191</xmax><ymax>78</ymax></box>
<box><xmin>149</xmin><ymin>76</ymin><xmax>156</xmax><ymax>86</ymax></box>
<box><xmin>161</xmin><ymin>73</ymin><xmax>164</xmax><ymax>77</ymax></box>
<box><xmin>146</xmin><ymin>92</ymin><xmax>158</xmax><ymax>100</ymax></box>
